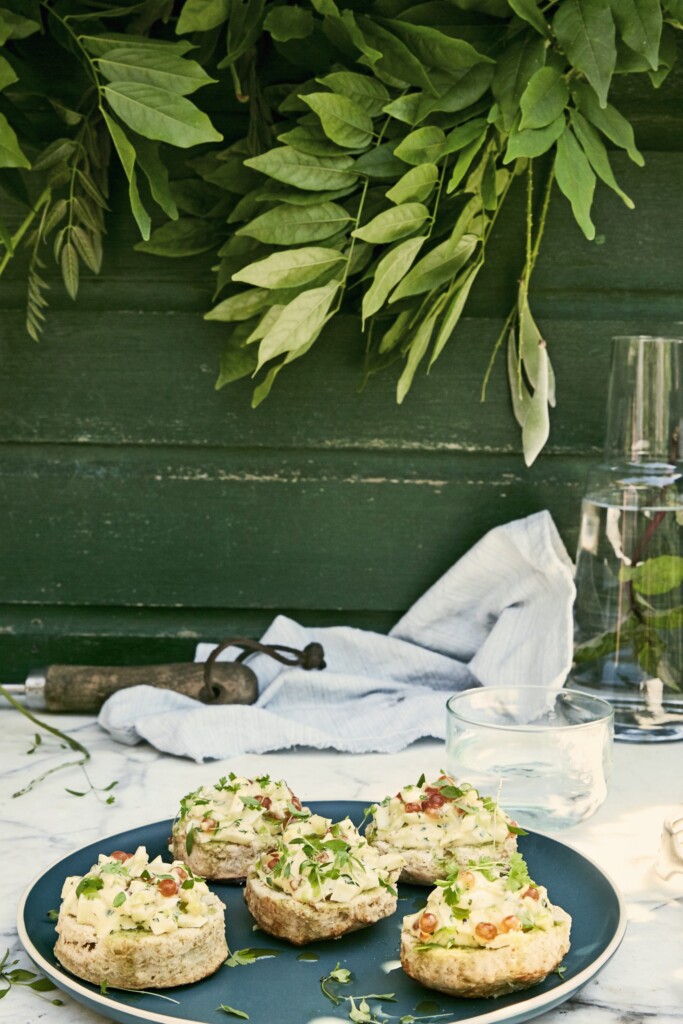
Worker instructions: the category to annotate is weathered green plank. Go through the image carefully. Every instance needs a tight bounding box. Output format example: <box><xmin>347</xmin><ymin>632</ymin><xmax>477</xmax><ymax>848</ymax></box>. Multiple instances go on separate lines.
<box><xmin>0</xmin><ymin>605</ymin><xmax>396</xmax><ymax>682</ymax></box>
<box><xmin>0</xmin><ymin>445</ymin><xmax>588</xmax><ymax>611</ymax></box>
<box><xmin>4</xmin><ymin>311</ymin><xmax>683</xmax><ymax>452</ymax></box>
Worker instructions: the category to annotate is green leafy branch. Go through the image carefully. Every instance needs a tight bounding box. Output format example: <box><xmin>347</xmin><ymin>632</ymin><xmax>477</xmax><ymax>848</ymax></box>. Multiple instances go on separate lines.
<box><xmin>1</xmin><ymin>0</ymin><xmax>681</xmax><ymax>462</ymax></box>
<box><xmin>170</xmin><ymin>0</ymin><xmax>672</xmax><ymax>462</ymax></box>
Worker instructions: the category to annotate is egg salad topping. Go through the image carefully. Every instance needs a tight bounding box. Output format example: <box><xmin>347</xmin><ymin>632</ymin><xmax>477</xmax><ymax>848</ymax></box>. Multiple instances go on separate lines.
<box><xmin>404</xmin><ymin>854</ymin><xmax>564</xmax><ymax>950</ymax></box>
<box><xmin>176</xmin><ymin>773</ymin><xmax>309</xmax><ymax>853</ymax></box>
<box><xmin>59</xmin><ymin>846</ymin><xmax>221</xmax><ymax>940</ymax></box>
<box><xmin>368</xmin><ymin>773</ymin><xmax>521</xmax><ymax>851</ymax></box>
<box><xmin>254</xmin><ymin>814</ymin><xmax>404</xmax><ymax>905</ymax></box>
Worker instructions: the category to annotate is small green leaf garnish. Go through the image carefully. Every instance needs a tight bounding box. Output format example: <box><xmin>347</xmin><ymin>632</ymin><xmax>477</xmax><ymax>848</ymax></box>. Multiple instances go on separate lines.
<box><xmin>224</xmin><ymin>947</ymin><xmax>282</xmax><ymax>967</ymax></box>
<box><xmin>320</xmin><ymin>962</ymin><xmax>352</xmax><ymax>1004</ymax></box>
<box><xmin>416</xmin><ymin>773</ymin><xmax>426</xmax><ymax>787</ymax></box>
<box><xmin>507</xmin><ymin>824</ymin><xmax>529</xmax><ymax>836</ymax></box>
<box><xmin>186</xmin><ymin>826</ymin><xmax>198</xmax><ymax>855</ymax></box>
<box><xmin>287</xmin><ymin>801</ymin><xmax>309</xmax><ymax>819</ymax></box>
<box><xmin>217</xmin><ymin>1004</ymin><xmax>249</xmax><ymax>1019</ymax></box>
<box><xmin>553</xmin><ymin>964</ymin><xmax>567</xmax><ymax>978</ymax></box>
<box><xmin>75</xmin><ymin>876</ymin><xmax>104</xmax><ymax>898</ymax></box>
<box><xmin>112</xmin><ymin>892</ymin><xmax>126</xmax><ymax>908</ymax></box>
<box><xmin>46</xmin><ymin>909</ymin><xmax>59</xmax><ymax>921</ymax></box>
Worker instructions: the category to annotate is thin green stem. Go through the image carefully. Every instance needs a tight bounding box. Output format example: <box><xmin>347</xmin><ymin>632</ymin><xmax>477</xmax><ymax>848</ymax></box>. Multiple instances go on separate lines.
<box><xmin>0</xmin><ymin>683</ymin><xmax>91</xmax><ymax>798</ymax></box>
<box><xmin>0</xmin><ymin>188</ymin><xmax>51</xmax><ymax>276</ymax></box>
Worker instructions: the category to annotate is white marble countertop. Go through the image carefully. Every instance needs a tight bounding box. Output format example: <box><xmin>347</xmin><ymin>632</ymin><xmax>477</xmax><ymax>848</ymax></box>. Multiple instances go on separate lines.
<box><xmin>2</xmin><ymin>710</ymin><xmax>682</xmax><ymax>1024</ymax></box>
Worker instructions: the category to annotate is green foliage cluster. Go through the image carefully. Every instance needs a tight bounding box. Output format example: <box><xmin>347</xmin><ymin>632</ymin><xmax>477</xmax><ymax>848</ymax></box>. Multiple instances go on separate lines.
<box><xmin>0</xmin><ymin>0</ymin><xmax>680</xmax><ymax>462</ymax></box>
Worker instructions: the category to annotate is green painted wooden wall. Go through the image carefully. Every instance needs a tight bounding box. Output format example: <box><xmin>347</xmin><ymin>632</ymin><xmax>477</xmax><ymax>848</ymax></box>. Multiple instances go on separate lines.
<box><xmin>1</xmin><ymin>66</ymin><xmax>683</xmax><ymax>680</ymax></box>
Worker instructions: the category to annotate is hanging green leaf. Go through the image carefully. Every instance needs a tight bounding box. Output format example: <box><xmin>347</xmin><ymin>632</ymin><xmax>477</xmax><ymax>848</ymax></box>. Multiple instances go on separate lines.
<box><xmin>206</xmin><ymin>289</ymin><xmax>272</xmax><ymax>322</ymax></box>
<box><xmin>443</xmin><ymin>118</ymin><xmax>489</xmax><ymax>155</ymax></box>
<box><xmin>519</xmin><ymin>68</ymin><xmax>569</xmax><ymax>131</ymax></box>
<box><xmin>353</xmin><ymin>144</ymin><xmax>406</xmax><ymax>178</ymax></box>
<box><xmin>393</xmin><ymin>127</ymin><xmax>446</xmax><ymax>166</ymax></box>
<box><xmin>357</xmin><ymin>18</ymin><xmax>438</xmax><ymax>94</ymax></box>
<box><xmin>256</xmin><ymin>279</ymin><xmax>340</xmax><ymax>368</ymax></box>
<box><xmin>216</xmin><ymin>345</ymin><xmax>259</xmax><ymax>388</ymax></box>
<box><xmin>176</xmin><ymin>0</ymin><xmax>230</xmax><ymax>32</ymax></box>
<box><xmin>96</xmin><ymin>47</ymin><xmax>216</xmax><ymax>95</ymax></box>
<box><xmin>316</xmin><ymin>72</ymin><xmax>390</xmax><ymax>117</ymax></box>
<box><xmin>362</xmin><ymin>236</ymin><xmax>426</xmax><ymax>322</ymax></box>
<box><xmin>620</xmin><ymin>555</ymin><xmax>683</xmax><ymax>594</ymax></box>
<box><xmin>390</xmin><ymin>234</ymin><xmax>478</xmax><ymax>301</ymax></box>
<box><xmin>60</xmin><ymin>241</ymin><xmax>79</xmax><ymax>300</ymax></box>
<box><xmin>103</xmin><ymin>82</ymin><xmax>223</xmax><ymax>148</ymax></box>
<box><xmin>610</xmin><ymin>0</ymin><xmax>662</xmax><ymax>70</ymax></box>
<box><xmin>352</xmin><ymin>203</ymin><xmax>429</xmax><ymax>243</ymax></box>
<box><xmin>492</xmin><ymin>33</ymin><xmax>546</xmax><ymax>129</ymax></box>
<box><xmin>396</xmin><ymin>305</ymin><xmax>443</xmax><ymax>403</ymax></box>
<box><xmin>236</xmin><ymin>202</ymin><xmax>352</xmax><ymax>244</ymax></box>
<box><xmin>132</xmin><ymin>136</ymin><xmax>179</xmax><ymax>220</ymax></box>
<box><xmin>571</xmin><ymin>111</ymin><xmax>635</xmax><ymax>208</ymax></box>
<box><xmin>381</xmin><ymin>19</ymin><xmax>495</xmax><ymax>72</ymax></box>
<box><xmin>0</xmin><ymin>112</ymin><xmax>30</xmax><ymax>168</ymax></box>
<box><xmin>244</xmin><ymin>146</ymin><xmax>358</xmax><ymax>190</ymax></box>
<box><xmin>264</xmin><ymin>6</ymin><xmax>315</xmax><ymax>40</ymax></box>
<box><xmin>554</xmin><ymin>126</ymin><xmax>597</xmax><ymax>240</ymax></box>
<box><xmin>572</xmin><ymin>82</ymin><xmax>645</xmax><ymax>165</ymax></box>
<box><xmin>386</xmin><ymin>164</ymin><xmax>439</xmax><ymax>204</ymax></box>
<box><xmin>429</xmin><ymin>263</ymin><xmax>483</xmax><ymax>367</ymax></box>
<box><xmin>233</xmin><ymin>247</ymin><xmax>345</xmax><ymax>288</ymax></box>
<box><xmin>135</xmin><ymin>218</ymin><xmax>222</xmax><ymax>257</ymax></box>
<box><xmin>507</xmin><ymin>0</ymin><xmax>549</xmax><ymax>36</ymax></box>
<box><xmin>553</xmin><ymin>0</ymin><xmax>617</xmax><ymax>108</ymax></box>
<box><xmin>446</xmin><ymin>132</ymin><xmax>487</xmax><ymax>192</ymax></box>
<box><xmin>504</xmin><ymin>116</ymin><xmax>565</xmax><ymax>161</ymax></box>
<box><xmin>101</xmin><ymin>109</ymin><xmax>151</xmax><ymax>239</ymax></box>
<box><xmin>302</xmin><ymin>93</ymin><xmax>375</xmax><ymax>148</ymax></box>
<box><xmin>0</xmin><ymin>8</ymin><xmax>40</xmax><ymax>46</ymax></box>
<box><xmin>0</xmin><ymin>55</ymin><xmax>18</xmax><ymax>91</ymax></box>
<box><xmin>521</xmin><ymin>338</ymin><xmax>551</xmax><ymax>465</ymax></box>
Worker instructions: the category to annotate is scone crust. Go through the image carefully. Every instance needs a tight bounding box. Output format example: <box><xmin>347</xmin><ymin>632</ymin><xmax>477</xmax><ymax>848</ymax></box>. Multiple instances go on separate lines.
<box><xmin>244</xmin><ymin>875</ymin><xmax>397</xmax><ymax>946</ymax></box>
<box><xmin>54</xmin><ymin>894</ymin><xmax>227</xmax><ymax>989</ymax></box>
<box><xmin>171</xmin><ymin>829</ymin><xmax>254</xmax><ymax>882</ymax></box>
<box><xmin>401</xmin><ymin>909</ymin><xmax>571</xmax><ymax>998</ymax></box>
<box><xmin>370</xmin><ymin>837</ymin><xmax>517</xmax><ymax>886</ymax></box>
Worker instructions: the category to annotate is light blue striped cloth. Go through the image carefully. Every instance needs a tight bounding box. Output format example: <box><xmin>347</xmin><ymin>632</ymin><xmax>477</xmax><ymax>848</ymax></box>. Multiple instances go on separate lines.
<box><xmin>98</xmin><ymin>511</ymin><xmax>575</xmax><ymax>760</ymax></box>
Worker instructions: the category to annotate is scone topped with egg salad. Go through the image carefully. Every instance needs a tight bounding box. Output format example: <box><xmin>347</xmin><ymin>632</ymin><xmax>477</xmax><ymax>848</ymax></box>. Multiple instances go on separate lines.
<box><xmin>54</xmin><ymin>846</ymin><xmax>227</xmax><ymax>989</ymax></box>
<box><xmin>366</xmin><ymin>772</ymin><xmax>523</xmax><ymax>885</ymax></box>
<box><xmin>401</xmin><ymin>854</ymin><xmax>571</xmax><ymax>998</ymax></box>
<box><xmin>171</xmin><ymin>772</ymin><xmax>309</xmax><ymax>881</ymax></box>
<box><xmin>244</xmin><ymin>813</ymin><xmax>404</xmax><ymax>945</ymax></box>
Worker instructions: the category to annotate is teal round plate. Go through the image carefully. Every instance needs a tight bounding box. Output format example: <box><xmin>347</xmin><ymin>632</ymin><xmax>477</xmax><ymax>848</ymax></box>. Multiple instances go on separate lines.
<box><xmin>17</xmin><ymin>800</ymin><xmax>626</xmax><ymax>1024</ymax></box>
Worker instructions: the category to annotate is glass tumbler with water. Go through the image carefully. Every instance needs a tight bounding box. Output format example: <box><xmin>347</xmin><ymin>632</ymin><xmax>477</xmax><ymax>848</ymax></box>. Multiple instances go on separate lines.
<box><xmin>569</xmin><ymin>335</ymin><xmax>683</xmax><ymax>740</ymax></box>
<box><xmin>446</xmin><ymin>687</ymin><xmax>614</xmax><ymax>830</ymax></box>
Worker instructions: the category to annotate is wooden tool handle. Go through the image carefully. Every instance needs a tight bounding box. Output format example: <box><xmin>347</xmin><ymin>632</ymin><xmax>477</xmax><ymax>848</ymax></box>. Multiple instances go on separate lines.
<box><xmin>43</xmin><ymin>663</ymin><xmax>258</xmax><ymax>713</ymax></box>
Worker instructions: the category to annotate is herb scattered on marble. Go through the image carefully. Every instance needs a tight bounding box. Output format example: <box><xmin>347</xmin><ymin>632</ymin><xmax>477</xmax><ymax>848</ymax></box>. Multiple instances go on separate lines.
<box><xmin>0</xmin><ymin>948</ymin><xmax>63</xmax><ymax>1005</ymax></box>
<box><xmin>0</xmin><ymin>683</ymin><xmax>117</xmax><ymax>803</ymax></box>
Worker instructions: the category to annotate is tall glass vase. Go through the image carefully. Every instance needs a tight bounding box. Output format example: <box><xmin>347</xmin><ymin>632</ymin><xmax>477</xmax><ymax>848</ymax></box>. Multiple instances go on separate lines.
<box><xmin>569</xmin><ymin>335</ymin><xmax>683</xmax><ymax>741</ymax></box>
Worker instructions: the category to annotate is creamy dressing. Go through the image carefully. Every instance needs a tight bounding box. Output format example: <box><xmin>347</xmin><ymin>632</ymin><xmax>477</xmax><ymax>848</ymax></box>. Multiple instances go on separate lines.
<box><xmin>402</xmin><ymin>855</ymin><xmax>564</xmax><ymax>950</ymax></box>
<box><xmin>369</xmin><ymin>774</ymin><xmax>514</xmax><ymax>851</ymax></box>
<box><xmin>254</xmin><ymin>814</ymin><xmax>404</xmax><ymax>905</ymax></box>
<box><xmin>59</xmin><ymin>846</ymin><xmax>222</xmax><ymax>940</ymax></box>
<box><xmin>175</xmin><ymin>773</ymin><xmax>308</xmax><ymax>848</ymax></box>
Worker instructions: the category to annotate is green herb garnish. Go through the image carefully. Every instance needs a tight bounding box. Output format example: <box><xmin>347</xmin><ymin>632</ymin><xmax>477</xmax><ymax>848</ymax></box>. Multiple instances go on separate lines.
<box><xmin>75</xmin><ymin>876</ymin><xmax>104</xmax><ymax>899</ymax></box>
<box><xmin>217</xmin><ymin>1004</ymin><xmax>249</xmax><ymax>1019</ymax></box>
<box><xmin>112</xmin><ymin>892</ymin><xmax>126</xmax><ymax>908</ymax></box>
<box><xmin>224</xmin><ymin>947</ymin><xmax>282</xmax><ymax>968</ymax></box>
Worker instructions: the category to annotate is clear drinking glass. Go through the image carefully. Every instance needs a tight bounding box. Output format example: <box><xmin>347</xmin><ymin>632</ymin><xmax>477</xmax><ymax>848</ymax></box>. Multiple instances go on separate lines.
<box><xmin>446</xmin><ymin>687</ymin><xmax>614</xmax><ymax>830</ymax></box>
<box><xmin>569</xmin><ymin>336</ymin><xmax>683</xmax><ymax>741</ymax></box>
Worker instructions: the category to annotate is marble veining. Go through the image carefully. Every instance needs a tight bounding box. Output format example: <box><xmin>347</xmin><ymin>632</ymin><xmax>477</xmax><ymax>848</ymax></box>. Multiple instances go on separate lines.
<box><xmin>1</xmin><ymin>710</ymin><xmax>681</xmax><ymax>1024</ymax></box>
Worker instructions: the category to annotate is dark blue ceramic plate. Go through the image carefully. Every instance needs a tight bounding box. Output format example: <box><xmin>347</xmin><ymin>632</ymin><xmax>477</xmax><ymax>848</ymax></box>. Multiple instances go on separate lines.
<box><xmin>18</xmin><ymin>801</ymin><xmax>626</xmax><ymax>1024</ymax></box>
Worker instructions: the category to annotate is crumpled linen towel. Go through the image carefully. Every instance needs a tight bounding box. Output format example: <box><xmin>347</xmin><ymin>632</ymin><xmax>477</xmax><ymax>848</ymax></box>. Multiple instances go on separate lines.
<box><xmin>98</xmin><ymin>510</ymin><xmax>575</xmax><ymax>761</ymax></box>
